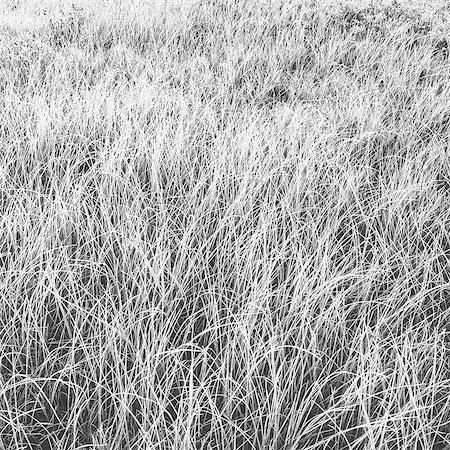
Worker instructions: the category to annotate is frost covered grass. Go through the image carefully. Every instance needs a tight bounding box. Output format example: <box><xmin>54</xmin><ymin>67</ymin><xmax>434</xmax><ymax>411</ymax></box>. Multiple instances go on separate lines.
<box><xmin>0</xmin><ymin>1</ymin><xmax>450</xmax><ymax>449</ymax></box>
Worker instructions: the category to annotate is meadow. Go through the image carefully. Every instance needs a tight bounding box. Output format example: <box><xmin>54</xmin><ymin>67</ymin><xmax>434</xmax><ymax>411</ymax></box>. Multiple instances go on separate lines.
<box><xmin>0</xmin><ymin>0</ymin><xmax>450</xmax><ymax>448</ymax></box>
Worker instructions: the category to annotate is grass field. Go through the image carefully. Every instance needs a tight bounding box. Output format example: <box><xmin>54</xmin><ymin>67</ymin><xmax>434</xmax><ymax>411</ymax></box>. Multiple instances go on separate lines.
<box><xmin>1</xmin><ymin>0</ymin><xmax>450</xmax><ymax>449</ymax></box>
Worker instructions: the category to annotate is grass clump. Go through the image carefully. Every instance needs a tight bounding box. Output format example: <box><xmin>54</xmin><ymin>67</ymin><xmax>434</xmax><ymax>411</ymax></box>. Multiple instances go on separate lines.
<box><xmin>0</xmin><ymin>0</ymin><xmax>450</xmax><ymax>449</ymax></box>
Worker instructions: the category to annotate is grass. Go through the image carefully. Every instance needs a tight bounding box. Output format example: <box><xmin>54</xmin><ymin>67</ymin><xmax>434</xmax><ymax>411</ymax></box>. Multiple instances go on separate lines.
<box><xmin>0</xmin><ymin>0</ymin><xmax>450</xmax><ymax>449</ymax></box>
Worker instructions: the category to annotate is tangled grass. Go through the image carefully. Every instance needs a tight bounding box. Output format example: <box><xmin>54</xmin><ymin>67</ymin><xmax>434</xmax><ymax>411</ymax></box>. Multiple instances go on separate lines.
<box><xmin>0</xmin><ymin>1</ymin><xmax>450</xmax><ymax>449</ymax></box>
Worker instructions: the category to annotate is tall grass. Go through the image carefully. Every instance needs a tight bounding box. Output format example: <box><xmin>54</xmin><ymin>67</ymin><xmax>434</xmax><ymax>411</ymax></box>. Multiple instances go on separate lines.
<box><xmin>0</xmin><ymin>1</ymin><xmax>449</xmax><ymax>449</ymax></box>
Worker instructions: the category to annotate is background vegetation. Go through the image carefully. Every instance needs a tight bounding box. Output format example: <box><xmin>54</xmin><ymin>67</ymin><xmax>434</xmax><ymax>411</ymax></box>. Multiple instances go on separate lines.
<box><xmin>0</xmin><ymin>0</ymin><xmax>449</xmax><ymax>448</ymax></box>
